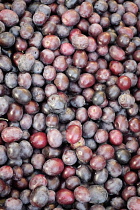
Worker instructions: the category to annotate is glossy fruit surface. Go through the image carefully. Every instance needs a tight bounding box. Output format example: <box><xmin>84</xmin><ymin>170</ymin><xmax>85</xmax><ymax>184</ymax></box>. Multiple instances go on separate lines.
<box><xmin>0</xmin><ymin>0</ymin><xmax>140</xmax><ymax>209</ymax></box>
<box><xmin>30</xmin><ymin>132</ymin><xmax>47</xmax><ymax>149</ymax></box>
<box><xmin>66</xmin><ymin>125</ymin><xmax>82</xmax><ymax>144</ymax></box>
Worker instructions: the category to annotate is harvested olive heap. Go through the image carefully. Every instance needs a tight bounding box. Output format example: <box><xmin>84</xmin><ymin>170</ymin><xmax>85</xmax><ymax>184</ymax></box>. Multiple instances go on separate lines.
<box><xmin>0</xmin><ymin>0</ymin><xmax>140</xmax><ymax>209</ymax></box>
